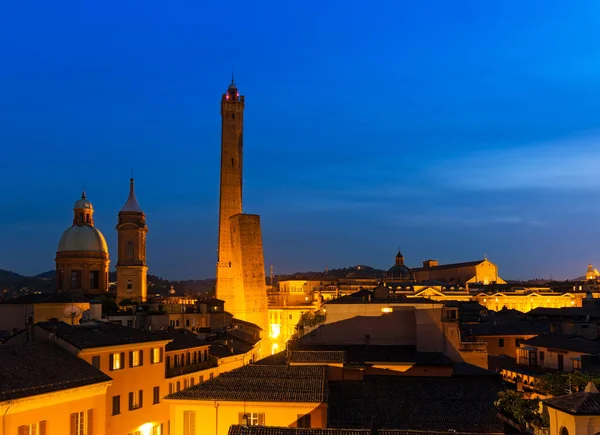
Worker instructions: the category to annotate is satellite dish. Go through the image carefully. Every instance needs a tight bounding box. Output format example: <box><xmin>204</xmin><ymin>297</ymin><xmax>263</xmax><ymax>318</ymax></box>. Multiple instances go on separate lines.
<box><xmin>64</xmin><ymin>305</ymin><xmax>83</xmax><ymax>324</ymax></box>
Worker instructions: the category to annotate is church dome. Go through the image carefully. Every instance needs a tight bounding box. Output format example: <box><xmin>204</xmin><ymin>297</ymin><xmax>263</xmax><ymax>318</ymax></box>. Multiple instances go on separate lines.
<box><xmin>386</xmin><ymin>250</ymin><xmax>414</xmax><ymax>281</ymax></box>
<box><xmin>58</xmin><ymin>225</ymin><xmax>108</xmax><ymax>253</ymax></box>
<box><xmin>386</xmin><ymin>264</ymin><xmax>414</xmax><ymax>281</ymax></box>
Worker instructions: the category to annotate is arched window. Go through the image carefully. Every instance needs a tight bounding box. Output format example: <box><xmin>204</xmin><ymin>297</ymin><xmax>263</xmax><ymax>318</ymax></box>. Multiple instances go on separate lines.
<box><xmin>561</xmin><ymin>427</ymin><xmax>569</xmax><ymax>435</ymax></box>
<box><xmin>126</xmin><ymin>241</ymin><xmax>134</xmax><ymax>259</ymax></box>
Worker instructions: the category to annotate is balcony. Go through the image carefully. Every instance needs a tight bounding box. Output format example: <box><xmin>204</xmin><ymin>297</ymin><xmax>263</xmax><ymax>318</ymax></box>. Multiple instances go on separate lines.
<box><xmin>459</xmin><ymin>341</ymin><xmax>487</xmax><ymax>352</ymax></box>
<box><xmin>166</xmin><ymin>357</ymin><xmax>218</xmax><ymax>378</ymax></box>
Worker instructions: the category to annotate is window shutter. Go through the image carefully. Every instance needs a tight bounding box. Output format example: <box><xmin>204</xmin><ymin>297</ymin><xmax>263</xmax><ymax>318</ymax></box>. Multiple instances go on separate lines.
<box><xmin>70</xmin><ymin>413</ymin><xmax>77</xmax><ymax>435</ymax></box>
<box><xmin>159</xmin><ymin>347</ymin><xmax>164</xmax><ymax>363</ymax></box>
<box><xmin>109</xmin><ymin>354</ymin><xmax>114</xmax><ymax>371</ymax></box>
<box><xmin>140</xmin><ymin>349</ymin><xmax>144</xmax><ymax>366</ymax></box>
<box><xmin>18</xmin><ymin>426</ymin><xmax>26</xmax><ymax>435</ymax></box>
<box><xmin>139</xmin><ymin>390</ymin><xmax>143</xmax><ymax>408</ymax></box>
<box><xmin>258</xmin><ymin>413</ymin><xmax>265</xmax><ymax>425</ymax></box>
<box><xmin>39</xmin><ymin>420</ymin><xmax>47</xmax><ymax>435</ymax></box>
<box><xmin>129</xmin><ymin>392</ymin><xmax>134</xmax><ymax>410</ymax></box>
<box><xmin>129</xmin><ymin>351</ymin><xmax>133</xmax><ymax>367</ymax></box>
<box><xmin>120</xmin><ymin>352</ymin><xmax>125</xmax><ymax>368</ymax></box>
<box><xmin>87</xmin><ymin>409</ymin><xmax>94</xmax><ymax>435</ymax></box>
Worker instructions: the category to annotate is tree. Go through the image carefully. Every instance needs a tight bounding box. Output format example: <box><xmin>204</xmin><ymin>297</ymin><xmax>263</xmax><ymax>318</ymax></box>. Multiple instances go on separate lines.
<box><xmin>495</xmin><ymin>390</ymin><xmax>543</xmax><ymax>426</ymax></box>
<box><xmin>537</xmin><ymin>372</ymin><xmax>600</xmax><ymax>396</ymax></box>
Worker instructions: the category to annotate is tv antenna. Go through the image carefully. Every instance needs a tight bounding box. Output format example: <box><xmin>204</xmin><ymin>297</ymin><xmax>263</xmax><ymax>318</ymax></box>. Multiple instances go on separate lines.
<box><xmin>63</xmin><ymin>305</ymin><xmax>83</xmax><ymax>325</ymax></box>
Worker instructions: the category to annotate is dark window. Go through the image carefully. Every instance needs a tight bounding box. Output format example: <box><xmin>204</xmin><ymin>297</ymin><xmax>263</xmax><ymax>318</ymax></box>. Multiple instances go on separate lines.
<box><xmin>176</xmin><ymin>381</ymin><xmax>181</xmax><ymax>392</ymax></box>
<box><xmin>112</xmin><ymin>395</ymin><xmax>121</xmax><ymax>415</ymax></box>
<box><xmin>558</xmin><ymin>354</ymin><xmax>564</xmax><ymax>371</ymax></box>
<box><xmin>58</xmin><ymin>270</ymin><xmax>64</xmax><ymax>290</ymax></box>
<box><xmin>498</xmin><ymin>338</ymin><xmax>504</xmax><ymax>348</ymax></box>
<box><xmin>89</xmin><ymin>271</ymin><xmax>99</xmax><ymax>289</ymax></box>
<box><xmin>529</xmin><ymin>351</ymin><xmax>538</xmax><ymax>367</ymax></box>
<box><xmin>126</xmin><ymin>241</ymin><xmax>134</xmax><ymax>259</ymax></box>
<box><xmin>127</xmin><ymin>320</ymin><xmax>133</xmax><ymax>328</ymax></box>
<box><xmin>153</xmin><ymin>386</ymin><xmax>160</xmax><ymax>404</ymax></box>
<box><xmin>232</xmin><ymin>113</ymin><xmax>235</xmax><ymax>119</ymax></box>
<box><xmin>127</xmin><ymin>280</ymin><xmax>133</xmax><ymax>290</ymax></box>
<box><xmin>297</xmin><ymin>414</ymin><xmax>311</xmax><ymax>428</ymax></box>
<box><xmin>92</xmin><ymin>356</ymin><xmax>100</xmax><ymax>369</ymax></box>
<box><xmin>539</xmin><ymin>351</ymin><xmax>545</xmax><ymax>361</ymax></box>
<box><xmin>231</xmin><ymin>158</ymin><xmax>235</xmax><ymax>167</ymax></box>
<box><xmin>70</xmin><ymin>270</ymin><xmax>82</xmax><ymax>289</ymax></box>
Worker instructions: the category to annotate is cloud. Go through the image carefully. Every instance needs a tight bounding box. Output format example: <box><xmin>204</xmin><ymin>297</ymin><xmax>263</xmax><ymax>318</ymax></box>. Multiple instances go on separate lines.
<box><xmin>432</xmin><ymin>132</ymin><xmax>600</xmax><ymax>191</ymax></box>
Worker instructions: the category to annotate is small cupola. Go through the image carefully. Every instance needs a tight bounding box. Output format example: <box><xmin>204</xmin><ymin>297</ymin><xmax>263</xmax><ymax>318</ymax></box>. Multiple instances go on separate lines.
<box><xmin>73</xmin><ymin>191</ymin><xmax>94</xmax><ymax>226</ymax></box>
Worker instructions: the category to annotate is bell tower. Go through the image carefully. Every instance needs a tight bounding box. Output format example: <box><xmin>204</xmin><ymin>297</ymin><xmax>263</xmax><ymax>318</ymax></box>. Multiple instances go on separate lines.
<box><xmin>216</xmin><ymin>77</ymin><xmax>245</xmax><ymax>309</ymax></box>
<box><xmin>116</xmin><ymin>178</ymin><xmax>148</xmax><ymax>302</ymax></box>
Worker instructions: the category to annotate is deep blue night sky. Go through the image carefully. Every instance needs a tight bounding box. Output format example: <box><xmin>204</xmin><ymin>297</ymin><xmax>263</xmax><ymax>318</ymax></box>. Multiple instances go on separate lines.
<box><xmin>2</xmin><ymin>1</ymin><xmax>600</xmax><ymax>280</ymax></box>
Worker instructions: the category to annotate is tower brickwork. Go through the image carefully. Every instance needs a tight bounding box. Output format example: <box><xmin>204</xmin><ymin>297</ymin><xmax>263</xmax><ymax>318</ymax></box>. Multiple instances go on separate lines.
<box><xmin>216</xmin><ymin>79</ymin><xmax>268</xmax><ymax>335</ymax></box>
<box><xmin>230</xmin><ymin>214</ymin><xmax>268</xmax><ymax>329</ymax></box>
<box><xmin>216</xmin><ymin>80</ymin><xmax>245</xmax><ymax>310</ymax></box>
<box><xmin>116</xmin><ymin>178</ymin><xmax>148</xmax><ymax>302</ymax></box>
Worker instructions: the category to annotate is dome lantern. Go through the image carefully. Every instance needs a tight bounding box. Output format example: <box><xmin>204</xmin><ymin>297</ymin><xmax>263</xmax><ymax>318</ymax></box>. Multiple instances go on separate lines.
<box><xmin>73</xmin><ymin>191</ymin><xmax>94</xmax><ymax>226</ymax></box>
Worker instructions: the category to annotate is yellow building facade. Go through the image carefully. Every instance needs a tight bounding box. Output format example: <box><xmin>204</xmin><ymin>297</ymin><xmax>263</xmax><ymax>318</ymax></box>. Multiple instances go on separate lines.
<box><xmin>474</xmin><ymin>292</ymin><xmax>583</xmax><ymax>313</ymax></box>
<box><xmin>0</xmin><ymin>341</ymin><xmax>111</xmax><ymax>435</ymax></box>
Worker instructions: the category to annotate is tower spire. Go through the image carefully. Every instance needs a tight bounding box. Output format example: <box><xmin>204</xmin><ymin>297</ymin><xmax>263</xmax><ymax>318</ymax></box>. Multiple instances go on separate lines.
<box><xmin>120</xmin><ymin>177</ymin><xmax>143</xmax><ymax>213</ymax></box>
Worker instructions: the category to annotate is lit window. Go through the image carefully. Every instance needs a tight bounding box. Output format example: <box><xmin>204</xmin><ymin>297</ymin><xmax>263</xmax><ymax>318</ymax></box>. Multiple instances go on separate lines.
<box><xmin>151</xmin><ymin>347</ymin><xmax>162</xmax><ymax>364</ymax></box>
<box><xmin>110</xmin><ymin>352</ymin><xmax>124</xmax><ymax>371</ymax></box>
<box><xmin>381</xmin><ymin>307</ymin><xmax>393</xmax><ymax>313</ymax></box>
<box><xmin>18</xmin><ymin>423</ymin><xmax>45</xmax><ymax>435</ymax></box>
<box><xmin>130</xmin><ymin>350</ymin><xmax>143</xmax><ymax>367</ymax></box>
<box><xmin>239</xmin><ymin>412</ymin><xmax>265</xmax><ymax>426</ymax></box>
<box><xmin>70</xmin><ymin>410</ymin><xmax>92</xmax><ymax>435</ymax></box>
<box><xmin>183</xmin><ymin>411</ymin><xmax>196</xmax><ymax>435</ymax></box>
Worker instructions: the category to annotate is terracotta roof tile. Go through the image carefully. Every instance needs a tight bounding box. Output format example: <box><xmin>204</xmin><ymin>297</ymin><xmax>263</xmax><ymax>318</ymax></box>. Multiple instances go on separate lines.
<box><xmin>0</xmin><ymin>341</ymin><xmax>111</xmax><ymax>401</ymax></box>
<box><xmin>328</xmin><ymin>376</ymin><xmax>504</xmax><ymax>433</ymax></box>
<box><xmin>545</xmin><ymin>390</ymin><xmax>600</xmax><ymax>415</ymax></box>
<box><xmin>166</xmin><ymin>365</ymin><xmax>327</xmax><ymax>403</ymax></box>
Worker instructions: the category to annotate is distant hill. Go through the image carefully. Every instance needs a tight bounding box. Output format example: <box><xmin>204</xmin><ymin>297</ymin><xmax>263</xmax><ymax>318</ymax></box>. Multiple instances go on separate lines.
<box><xmin>0</xmin><ymin>268</ymin><xmax>216</xmax><ymax>301</ymax></box>
<box><xmin>278</xmin><ymin>265</ymin><xmax>386</xmax><ymax>281</ymax></box>
<box><xmin>0</xmin><ymin>269</ymin><xmax>56</xmax><ymax>298</ymax></box>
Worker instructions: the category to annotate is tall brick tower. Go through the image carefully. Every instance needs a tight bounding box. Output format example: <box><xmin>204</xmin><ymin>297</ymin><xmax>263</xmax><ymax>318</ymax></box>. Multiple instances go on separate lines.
<box><xmin>116</xmin><ymin>178</ymin><xmax>148</xmax><ymax>302</ymax></box>
<box><xmin>216</xmin><ymin>78</ymin><xmax>268</xmax><ymax>335</ymax></box>
<box><xmin>216</xmin><ymin>78</ymin><xmax>245</xmax><ymax>310</ymax></box>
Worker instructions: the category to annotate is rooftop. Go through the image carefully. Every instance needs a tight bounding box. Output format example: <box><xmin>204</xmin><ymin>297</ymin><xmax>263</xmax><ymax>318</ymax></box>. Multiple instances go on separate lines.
<box><xmin>36</xmin><ymin>321</ymin><xmax>168</xmax><ymax>349</ymax></box>
<box><xmin>522</xmin><ymin>333</ymin><xmax>600</xmax><ymax>354</ymax></box>
<box><xmin>328</xmin><ymin>376</ymin><xmax>504</xmax><ymax>433</ymax></box>
<box><xmin>0</xmin><ymin>341</ymin><xmax>111</xmax><ymax>401</ymax></box>
<box><xmin>152</xmin><ymin>329</ymin><xmax>210</xmax><ymax>351</ymax></box>
<box><xmin>166</xmin><ymin>365</ymin><xmax>327</xmax><ymax>403</ymax></box>
<box><xmin>545</xmin><ymin>383</ymin><xmax>600</xmax><ymax>415</ymax></box>
<box><xmin>461</xmin><ymin>320</ymin><xmax>552</xmax><ymax>337</ymax></box>
<box><xmin>2</xmin><ymin>293</ymin><xmax>92</xmax><ymax>305</ymax></box>
<box><xmin>325</xmin><ymin>290</ymin><xmax>443</xmax><ymax>305</ymax></box>
<box><xmin>289</xmin><ymin>344</ymin><xmax>453</xmax><ymax>366</ymax></box>
<box><xmin>412</xmin><ymin>260</ymin><xmax>485</xmax><ymax>272</ymax></box>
